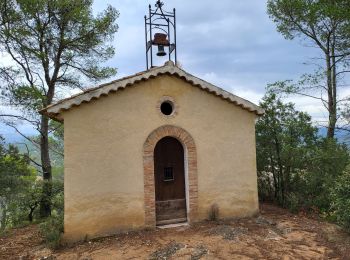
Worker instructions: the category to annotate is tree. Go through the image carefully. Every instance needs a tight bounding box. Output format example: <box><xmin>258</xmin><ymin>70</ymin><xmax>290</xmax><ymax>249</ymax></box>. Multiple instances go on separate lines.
<box><xmin>332</xmin><ymin>168</ymin><xmax>350</xmax><ymax>231</ymax></box>
<box><xmin>256</xmin><ymin>92</ymin><xmax>317</xmax><ymax>206</ymax></box>
<box><xmin>17</xmin><ymin>178</ymin><xmax>63</xmax><ymax>223</ymax></box>
<box><xmin>256</xmin><ymin>92</ymin><xmax>350</xmax><ymax>212</ymax></box>
<box><xmin>0</xmin><ymin>136</ymin><xmax>34</xmax><ymax>230</ymax></box>
<box><xmin>267</xmin><ymin>0</ymin><xmax>350</xmax><ymax>138</ymax></box>
<box><xmin>0</xmin><ymin>0</ymin><xmax>119</xmax><ymax>217</ymax></box>
<box><xmin>302</xmin><ymin>138</ymin><xmax>349</xmax><ymax>212</ymax></box>
<box><xmin>18</xmin><ymin>179</ymin><xmax>42</xmax><ymax>222</ymax></box>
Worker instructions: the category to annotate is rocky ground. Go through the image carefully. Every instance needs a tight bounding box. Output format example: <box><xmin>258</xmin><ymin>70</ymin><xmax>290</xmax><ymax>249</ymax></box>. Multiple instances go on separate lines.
<box><xmin>1</xmin><ymin>204</ymin><xmax>350</xmax><ymax>259</ymax></box>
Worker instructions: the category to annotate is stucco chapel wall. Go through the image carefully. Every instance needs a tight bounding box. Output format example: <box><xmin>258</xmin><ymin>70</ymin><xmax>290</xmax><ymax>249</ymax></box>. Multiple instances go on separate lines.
<box><xmin>63</xmin><ymin>75</ymin><xmax>259</xmax><ymax>242</ymax></box>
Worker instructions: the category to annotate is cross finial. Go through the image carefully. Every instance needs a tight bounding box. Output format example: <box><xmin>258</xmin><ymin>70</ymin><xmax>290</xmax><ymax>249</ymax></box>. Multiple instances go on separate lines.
<box><xmin>155</xmin><ymin>0</ymin><xmax>164</xmax><ymax>8</ymax></box>
<box><xmin>145</xmin><ymin>0</ymin><xmax>177</xmax><ymax>70</ymax></box>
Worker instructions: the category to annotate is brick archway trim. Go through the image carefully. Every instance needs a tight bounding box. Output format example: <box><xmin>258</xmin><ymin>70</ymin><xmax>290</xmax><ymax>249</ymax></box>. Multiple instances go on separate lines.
<box><xmin>143</xmin><ymin>125</ymin><xmax>198</xmax><ymax>226</ymax></box>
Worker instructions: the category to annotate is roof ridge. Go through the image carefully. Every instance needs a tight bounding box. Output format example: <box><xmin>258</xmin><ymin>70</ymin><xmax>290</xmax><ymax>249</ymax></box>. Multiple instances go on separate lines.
<box><xmin>40</xmin><ymin>62</ymin><xmax>264</xmax><ymax>121</ymax></box>
<box><xmin>44</xmin><ymin>65</ymin><xmax>163</xmax><ymax>110</ymax></box>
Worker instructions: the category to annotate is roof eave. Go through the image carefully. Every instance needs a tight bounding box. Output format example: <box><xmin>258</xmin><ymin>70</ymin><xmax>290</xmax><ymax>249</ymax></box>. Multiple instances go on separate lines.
<box><xmin>40</xmin><ymin>61</ymin><xmax>265</xmax><ymax>120</ymax></box>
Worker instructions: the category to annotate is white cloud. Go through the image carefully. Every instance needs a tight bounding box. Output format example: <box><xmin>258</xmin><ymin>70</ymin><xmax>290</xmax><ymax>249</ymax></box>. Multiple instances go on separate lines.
<box><xmin>1</xmin><ymin>0</ymin><xmax>350</xmax><ymax>140</ymax></box>
<box><xmin>199</xmin><ymin>71</ymin><xmax>336</xmax><ymax>124</ymax></box>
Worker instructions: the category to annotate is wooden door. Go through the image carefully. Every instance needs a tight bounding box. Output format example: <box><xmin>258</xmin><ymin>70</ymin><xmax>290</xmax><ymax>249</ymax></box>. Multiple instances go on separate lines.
<box><xmin>154</xmin><ymin>137</ymin><xmax>187</xmax><ymax>225</ymax></box>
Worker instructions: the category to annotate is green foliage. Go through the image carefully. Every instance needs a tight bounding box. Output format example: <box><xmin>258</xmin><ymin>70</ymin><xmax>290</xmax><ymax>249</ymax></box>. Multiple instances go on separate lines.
<box><xmin>267</xmin><ymin>0</ymin><xmax>350</xmax><ymax>47</ymax></box>
<box><xmin>17</xmin><ymin>180</ymin><xmax>43</xmax><ymax>223</ymax></box>
<box><xmin>39</xmin><ymin>180</ymin><xmax>64</xmax><ymax>248</ymax></box>
<box><xmin>20</xmin><ymin>135</ymin><xmax>64</xmax><ymax>180</ymax></box>
<box><xmin>0</xmin><ymin>137</ymin><xmax>35</xmax><ymax>230</ymax></box>
<box><xmin>267</xmin><ymin>0</ymin><xmax>350</xmax><ymax>138</ymax></box>
<box><xmin>0</xmin><ymin>0</ymin><xmax>119</xmax><ymax>95</ymax></box>
<box><xmin>12</xmin><ymin>85</ymin><xmax>44</xmax><ymax>111</ymax></box>
<box><xmin>256</xmin><ymin>92</ymin><xmax>317</xmax><ymax>206</ymax></box>
<box><xmin>302</xmin><ymin>139</ymin><xmax>349</xmax><ymax>212</ymax></box>
<box><xmin>257</xmin><ymin>92</ymin><xmax>350</xmax><ymax>228</ymax></box>
<box><xmin>0</xmin><ymin>0</ymin><xmax>119</xmax><ymax>217</ymax></box>
<box><xmin>50</xmin><ymin>121</ymin><xmax>64</xmax><ymax>144</ymax></box>
<box><xmin>51</xmin><ymin>180</ymin><xmax>64</xmax><ymax>215</ymax></box>
<box><xmin>267</xmin><ymin>70</ymin><xmax>327</xmax><ymax>101</ymax></box>
<box><xmin>0</xmin><ymin>134</ymin><xmax>64</xmax><ymax>231</ymax></box>
<box><xmin>39</xmin><ymin>211</ymin><xmax>64</xmax><ymax>249</ymax></box>
<box><xmin>331</xmin><ymin>170</ymin><xmax>350</xmax><ymax>232</ymax></box>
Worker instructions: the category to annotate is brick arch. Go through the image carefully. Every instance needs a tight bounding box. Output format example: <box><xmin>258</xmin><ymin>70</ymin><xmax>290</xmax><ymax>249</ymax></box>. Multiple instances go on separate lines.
<box><xmin>143</xmin><ymin>125</ymin><xmax>198</xmax><ymax>226</ymax></box>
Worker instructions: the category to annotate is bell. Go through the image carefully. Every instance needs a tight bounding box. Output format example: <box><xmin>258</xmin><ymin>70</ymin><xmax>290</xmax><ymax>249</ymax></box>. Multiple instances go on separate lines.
<box><xmin>156</xmin><ymin>45</ymin><xmax>166</xmax><ymax>56</ymax></box>
<box><xmin>153</xmin><ymin>33</ymin><xmax>169</xmax><ymax>46</ymax></box>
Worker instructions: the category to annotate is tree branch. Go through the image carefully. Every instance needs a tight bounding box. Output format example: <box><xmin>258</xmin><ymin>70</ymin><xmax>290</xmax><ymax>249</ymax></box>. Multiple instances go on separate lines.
<box><xmin>13</xmin><ymin>142</ymin><xmax>43</xmax><ymax>168</ymax></box>
<box><xmin>0</xmin><ymin>114</ymin><xmax>40</xmax><ymax>128</ymax></box>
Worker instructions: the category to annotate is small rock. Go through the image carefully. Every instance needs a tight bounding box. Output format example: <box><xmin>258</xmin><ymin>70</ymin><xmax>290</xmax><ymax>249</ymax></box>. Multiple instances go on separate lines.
<box><xmin>149</xmin><ymin>241</ymin><xmax>184</xmax><ymax>259</ymax></box>
<box><xmin>208</xmin><ymin>225</ymin><xmax>248</xmax><ymax>240</ymax></box>
<box><xmin>80</xmin><ymin>257</ymin><xmax>93</xmax><ymax>260</ymax></box>
<box><xmin>40</xmin><ymin>256</ymin><xmax>56</xmax><ymax>260</ymax></box>
<box><xmin>276</xmin><ymin>223</ymin><xmax>292</xmax><ymax>235</ymax></box>
<box><xmin>191</xmin><ymin>245</ymin><xmax>209</xmax><ymax>260</ymax></box>
<box><xmin>19</xmin><ymin>254</ymin><xmax>30</xmax><ymax>260</ymax></box>
<box><xmin>256</xmin><ymin>216</ymin><xmax>276</xmax><ymax>226</ymax></box>
<box><xmin>265</xmin><ymin>230</ymin><xmax>281</xmax><ymax>241</ymax></box>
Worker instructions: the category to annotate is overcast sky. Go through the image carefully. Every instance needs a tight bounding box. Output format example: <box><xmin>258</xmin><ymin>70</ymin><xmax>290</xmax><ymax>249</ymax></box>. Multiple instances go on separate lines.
<box><xmin>2</xmin><ymin>0</ymin><xmax>349</xmax><ymax>141</ymax></box>
<box><xmin>95</xmin><ymin>0</ymin><xmax>330</xmax><ymax>122</ymax></box>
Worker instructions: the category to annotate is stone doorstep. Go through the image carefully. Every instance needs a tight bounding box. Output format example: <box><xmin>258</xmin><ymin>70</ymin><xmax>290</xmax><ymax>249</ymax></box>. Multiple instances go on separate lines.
<box><xmin>157</xmin><ymin>221</ymin><xmax>189</xmax><ymax>229</ymax></box>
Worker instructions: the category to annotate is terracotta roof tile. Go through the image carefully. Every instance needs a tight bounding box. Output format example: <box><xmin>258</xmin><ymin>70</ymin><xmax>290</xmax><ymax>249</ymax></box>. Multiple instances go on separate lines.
<box><xmin>40</xmin><ymin>61</ymin><xmax>264</xmax><ymax>121</ymax></box>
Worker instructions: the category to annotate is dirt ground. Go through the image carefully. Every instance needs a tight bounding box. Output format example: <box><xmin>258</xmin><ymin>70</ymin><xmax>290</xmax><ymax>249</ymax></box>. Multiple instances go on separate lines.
<box><xmin>1</xmin><ymin>204</ymin><xmax>350</xmax><ymax>260</ymax></box>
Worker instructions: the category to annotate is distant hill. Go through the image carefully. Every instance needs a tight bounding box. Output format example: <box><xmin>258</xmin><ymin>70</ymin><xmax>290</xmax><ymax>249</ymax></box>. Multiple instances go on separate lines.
<box><xmin>2</xmin><ymin>122</ymin><xmax>349</xmax><ymax>149</ymax></box>
<box><xmin>1</xmin><ymin>122</ymin><xmax>37</xmax><ymax>143</ymax></box>
<box><xmin>318</xmin><ymin>127</ymin><xmax>350</xmax><ymax>144</ymax></box>
<box><xmin>1</xmin><ymin>122</ymin><xmax>63</xmax><ymax>180</ymax></box>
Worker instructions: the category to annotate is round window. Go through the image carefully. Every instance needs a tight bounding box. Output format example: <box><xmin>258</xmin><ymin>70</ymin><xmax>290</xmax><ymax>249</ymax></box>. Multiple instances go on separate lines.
<box><xmin>160</xmin><ymin>101</ymin><xmax>174</xmax><ymax>116</ymax></box>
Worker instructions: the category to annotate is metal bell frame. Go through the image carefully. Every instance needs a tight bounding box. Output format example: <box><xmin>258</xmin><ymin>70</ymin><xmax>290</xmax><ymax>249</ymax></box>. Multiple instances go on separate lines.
<box><xmin>145</xmin><ymin>0</ymin><xmax>177</xmax><ymax>69</ymax></box>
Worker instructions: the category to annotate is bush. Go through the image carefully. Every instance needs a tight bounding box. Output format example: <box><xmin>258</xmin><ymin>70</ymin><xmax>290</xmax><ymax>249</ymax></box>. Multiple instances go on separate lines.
<box><xmin>303</xmin><ymin>138</ymin><xmax>349</xmax><ymax>213</ymax></box>
<box><xmin>38</xmin><ymin>180</ymin><xmax>64</xmax><ymax>248</ymax></box>
<box><xmin>285</xmin><ymin>192</ymin><xmax>302</xmax><ymax>213</ymax></box>
<box><xmin>39</xmin><ymin>211</ymin><xmax>64</xmax><ymax>249</ymax></box>
<box><xmin>331</xmin><ymin>171</ymin><xmax>350</xmax><ymax>232</ymax></box>
<box><xmin>208</xmin><ymin>203</ymin><xmax>219</xmax><ymax>221</ymax></box>
<box><xmin>257</xmin><ymin>171</ymin><xmax>274</xmax><ymax>202</ymax></box>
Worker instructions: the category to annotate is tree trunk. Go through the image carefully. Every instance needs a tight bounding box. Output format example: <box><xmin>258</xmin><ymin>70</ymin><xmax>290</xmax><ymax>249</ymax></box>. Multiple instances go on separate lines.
<box><xmin>270</xmin><ymin>157</ymin><xmax>278</xmax><ymax>200</ymax></box>
<box><xmin>39</xmin><ymin>114</ymin><xmax>52</xmax><ymax>218</ymax></box>
<box><xmin>0</xmin><ymin>201</ymin><xmax>7</xmax><ymax>231</ymax></box>
<box><xmin>28</xmin><ymin>208</ymin><xmax>34</xmax><ymax>222</ymax></box>
<box><xmin>331</xmin><ymin>35</ymin><xmax>337</xmax><ymax>138</ymax></box>
<box><xmin>273</xmin><ymin>136</ymin><xmax>285</xmax><ymax>205</ymax></box>
<box><xmin>326</xmin><ymin>53</ymin><xmax>336</xmax><ymax>138</ymax></box>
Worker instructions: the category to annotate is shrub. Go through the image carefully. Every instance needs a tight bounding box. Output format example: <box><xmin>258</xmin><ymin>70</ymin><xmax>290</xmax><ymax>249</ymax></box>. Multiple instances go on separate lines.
<box><xmin>208</xmin><ymin>203</ymin><xmax>219</xmax><ymax>221</ymax></box>
<box><xmin>39</xmin><ymin>180</ymin><xmax>64</xmax><ymax>248</ymax></box>
<box><xmin>284</xmin><ymin>192</ymin><xmax>302</xmax><ymax>213</ymax></box>
<box><xmin>257</xmin><ymin>171</ymin><xmax>274</xmax><ymax>202</ymax></box>
<box><xmin>331</xmin><ymin>171</ymin><xmax>350</xmax><ymax>232</ymax></box>
<box><xmin>39</xmin><ymin>211</ymin><xmax>64</xmax><ymax>249</ymax></box>
<box><xmin>303</xmin><ymin>138</ymin><xmax>349</xmax><ymax>213</ymax></box>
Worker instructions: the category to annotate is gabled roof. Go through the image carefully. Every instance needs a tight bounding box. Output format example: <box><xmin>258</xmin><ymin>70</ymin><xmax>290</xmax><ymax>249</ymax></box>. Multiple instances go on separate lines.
<box><xmin>40</xmin><ymin>61</ymin><xmax>264</xmax><ymax>122</ymax></box>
